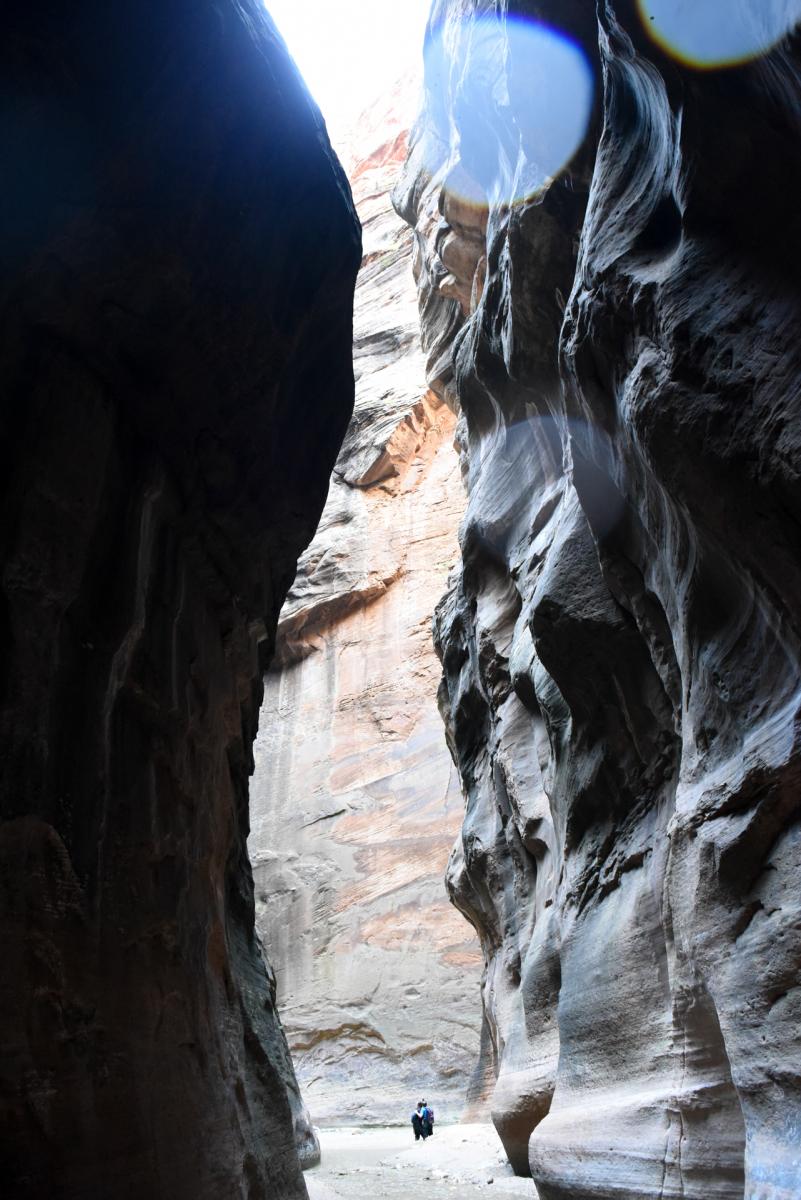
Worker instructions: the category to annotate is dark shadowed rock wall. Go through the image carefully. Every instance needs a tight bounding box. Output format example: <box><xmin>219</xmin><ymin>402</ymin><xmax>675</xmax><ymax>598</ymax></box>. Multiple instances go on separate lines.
<box><xmin>0</xmin><ymin>4</ymin><xmax>360</xmax><ymax>1197</ymax></box>
<box><xmin>397</xmin><ymin>1</ymin><xmax>801</xmax><ymax>1196</ymax></box>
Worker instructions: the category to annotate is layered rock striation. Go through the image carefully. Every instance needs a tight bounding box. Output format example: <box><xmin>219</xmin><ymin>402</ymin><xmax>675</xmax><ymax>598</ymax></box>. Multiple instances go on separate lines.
<box><xmin>397</xmin><ymin>1</ymin><xmax>801</xmax><ymax>1196</ymax></box>
<box><xmin>0</xmin><ymin>4</ymin><xmax>360</xmax><ymax>1197</ymax></box>
<box><xmin>249</xmin><ymin>80</ymin><xmax>487</xmax><ymax>1127</ymax></box>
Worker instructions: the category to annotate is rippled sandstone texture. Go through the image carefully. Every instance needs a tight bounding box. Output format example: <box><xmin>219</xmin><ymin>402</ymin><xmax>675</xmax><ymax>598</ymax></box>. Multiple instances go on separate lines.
<box><xmin>249</xmin><ymin>80</ymin><xmax>488</xmax><ymax>1127</ymax></box>
<box><xmin>397</xmin><ymin>1</ymin><xmax>801</xmax><ymax>1196</ymax></box>
<box><xmin>0</xmin><ymin>4</ymin><xmax>360</xmax><ymax>1197</ymax></box>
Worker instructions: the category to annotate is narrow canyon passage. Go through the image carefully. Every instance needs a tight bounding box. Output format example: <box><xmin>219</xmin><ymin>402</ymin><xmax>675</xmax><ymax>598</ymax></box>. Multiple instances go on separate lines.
<box><xmin>248</xmin><ymin>71</ymin><xmax>487</xmax><ymax>1131</ymax></box>
<box><xmin>259</xmin><ymin>2</ymin><xmax>801</xmax><ymax>1196</ymax></box>
<box><xmin>2</xmin><ymin>3</ymin><xmax>801</xmax><ymax>1200</ymax></box>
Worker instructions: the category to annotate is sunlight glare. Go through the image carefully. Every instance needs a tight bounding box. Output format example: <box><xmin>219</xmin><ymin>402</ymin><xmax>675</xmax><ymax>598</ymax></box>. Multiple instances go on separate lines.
<box><xmin>265</xmin><ymin>0</ymin><xmax>431</xmax><ymax>153</ymax></box>
<box><xmin>638</xmin><ymin>0</ymin><xmax>801</xmax><ymax>68</ymax></box>
<box><xmin>425</xmin><ymin>15</ymin><xmax>594</xmax><ymax>209</ymax></box>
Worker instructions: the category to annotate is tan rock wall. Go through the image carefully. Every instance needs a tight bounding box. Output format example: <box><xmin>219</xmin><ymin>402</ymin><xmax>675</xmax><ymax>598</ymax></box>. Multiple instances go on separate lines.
<box><xmin>249</xmin><ymin>82</ymin><xmax>486</xmax><ymax>1127</ymax></box>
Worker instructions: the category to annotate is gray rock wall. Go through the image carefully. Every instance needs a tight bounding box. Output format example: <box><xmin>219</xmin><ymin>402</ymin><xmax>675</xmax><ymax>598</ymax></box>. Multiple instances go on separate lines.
<box><xmin>0</xmin><ymin>4</ymin><xmax>360</xmax><ymax>1197</ymax></box>
<box><xmin>397</xmin><ymin>1</ymin><xmax>801</xmax><ymax>1195</ymax></box>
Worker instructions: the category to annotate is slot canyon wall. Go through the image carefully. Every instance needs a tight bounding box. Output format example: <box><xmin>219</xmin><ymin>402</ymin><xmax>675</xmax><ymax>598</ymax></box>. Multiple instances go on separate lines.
<box><xmin>0</xmin><ymin>4</ymin><xmax>360</xmax><ymax>1198</ymax></box>
<box><xmin>397</xmin><ymin>0</ymin><xmax>801</xmax><ymax>1196</ymax></box>
<box><xmin>249</xmin><ymin>80</ymin><xmax>489</xmax><ymax>1127</ymax></box>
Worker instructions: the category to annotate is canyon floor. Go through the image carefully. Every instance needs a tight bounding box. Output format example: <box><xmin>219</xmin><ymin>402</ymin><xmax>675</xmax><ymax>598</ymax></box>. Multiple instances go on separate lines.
<box><xmin>305</xmin><ymin>1124</ymin><xmax>538</xmax><ymax>1199</ymax></box>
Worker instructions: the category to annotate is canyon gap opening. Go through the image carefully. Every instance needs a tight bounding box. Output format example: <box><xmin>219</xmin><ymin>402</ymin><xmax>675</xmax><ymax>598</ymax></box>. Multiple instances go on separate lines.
<box><xmin>249</xmin><ymin>0</ymin><xmax>490</xmax><ymax>1143</ymax></box>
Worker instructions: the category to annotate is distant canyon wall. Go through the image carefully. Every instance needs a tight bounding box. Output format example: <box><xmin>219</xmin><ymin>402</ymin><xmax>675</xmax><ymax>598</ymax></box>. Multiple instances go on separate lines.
<box><xmin>397</xmin><ymin>1</ymin><xmax>801</xmax><ymax>1196</ymax></box>
<box><xmin>0</xmin><ymin>4</ymin><xmax>360</xmax><ymax>1196</ymax></box>
<box><xmin>249</xmin><ymin>81</ymin><xmax>488</xmax><ymax>1127</ymax></box>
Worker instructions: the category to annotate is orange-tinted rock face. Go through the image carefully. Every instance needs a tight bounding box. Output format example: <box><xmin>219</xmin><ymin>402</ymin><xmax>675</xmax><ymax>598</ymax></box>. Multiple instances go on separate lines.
<box><xmin>248</xmin><ymin>80</ymin><xmax>487</xmax><ymax>1127</ymax></box>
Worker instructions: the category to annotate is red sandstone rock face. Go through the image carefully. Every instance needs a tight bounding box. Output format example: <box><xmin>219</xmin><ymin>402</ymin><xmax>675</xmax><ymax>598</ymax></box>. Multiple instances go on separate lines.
<box><xmin>0</xmin><ymin>4</ymin><xmax>360</xmax><ymax>1196</ymax></box>
<box><xmin>248</xmin><ymin>79</ymin><xmax>487</xmax><ymax>1127</ymax></box>
<box><xmin>398</xmin><ymin>1</ymin><xmax>801</xmax><ymax>1196</ymax></box>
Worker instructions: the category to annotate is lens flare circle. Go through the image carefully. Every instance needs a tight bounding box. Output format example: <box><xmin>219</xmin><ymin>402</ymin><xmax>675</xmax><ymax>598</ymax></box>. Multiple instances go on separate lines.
<box><xmin>638</xmin><ymin>0</ymin><xmax>801</xmax><ymax>69</ymax></box>
<box><xmin>426</xmin><ymin>15</ymin><xmax>593</xmax><ymax>208</ymax></box>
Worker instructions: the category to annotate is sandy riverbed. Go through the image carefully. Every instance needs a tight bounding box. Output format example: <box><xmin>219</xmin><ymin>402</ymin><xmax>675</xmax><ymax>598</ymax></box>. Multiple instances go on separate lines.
<box><xmin>304</xmin><ymin>1124</ymin><xmax>538</xmax><ymax>1200</ymax></box>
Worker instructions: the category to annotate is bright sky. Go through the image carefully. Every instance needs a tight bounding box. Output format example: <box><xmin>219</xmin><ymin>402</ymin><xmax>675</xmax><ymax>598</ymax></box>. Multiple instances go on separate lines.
<box><xmin>266</xmin><ymin>0</ymin><xmax>431</xmax><ymax>147</ymax></box>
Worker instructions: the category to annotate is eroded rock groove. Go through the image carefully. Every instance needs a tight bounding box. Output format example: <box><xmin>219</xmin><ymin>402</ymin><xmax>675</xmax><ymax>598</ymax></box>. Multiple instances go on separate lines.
<box><xmin>396</xmin><ymin>2</ymin><xmax>801</xmax><ymax>1196</ymax></box>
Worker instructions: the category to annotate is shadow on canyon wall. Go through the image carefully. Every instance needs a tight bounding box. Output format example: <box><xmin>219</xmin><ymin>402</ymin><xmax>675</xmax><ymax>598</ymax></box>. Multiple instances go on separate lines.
<box><xmin>0</xmin><ymin>4</ymin><xmax>359</xmax><ymax>1196</ymax></box>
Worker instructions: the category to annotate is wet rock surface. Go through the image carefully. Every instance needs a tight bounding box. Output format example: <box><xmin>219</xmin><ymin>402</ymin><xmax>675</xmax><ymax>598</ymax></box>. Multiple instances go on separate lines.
<box><xmin>398</xmin><ymin>2</ymin><xmax>801</xmax><ymax>1196</ymax></box>
<box><xmin>249</xmin><ymin>78</ymin><xmax>488</xmax><ymax>1127</ymax></box>
<box><xmin>0</xmin><ymin>4</ymin><xmax>359</xmax><ymax>1197</ymax></box>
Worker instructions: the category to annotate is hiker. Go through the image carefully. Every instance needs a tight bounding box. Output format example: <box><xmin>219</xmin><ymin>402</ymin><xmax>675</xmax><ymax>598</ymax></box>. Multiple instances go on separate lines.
<box><xmin>411</xmin><ymin>1102</ymin><xmax>425</xmax><ymax>1141</ymax></box>
<box><xmin>420</xmin><ymin>1099</ymin><xmax>434</xmax><ymax>1137</ymax></box>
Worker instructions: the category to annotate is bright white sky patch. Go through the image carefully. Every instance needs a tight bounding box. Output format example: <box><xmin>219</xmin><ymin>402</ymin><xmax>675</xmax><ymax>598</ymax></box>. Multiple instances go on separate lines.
<box><xmin>266</xmin><ymin>0</ymin><xmax>431</xmax><ymax>149</ymax></box>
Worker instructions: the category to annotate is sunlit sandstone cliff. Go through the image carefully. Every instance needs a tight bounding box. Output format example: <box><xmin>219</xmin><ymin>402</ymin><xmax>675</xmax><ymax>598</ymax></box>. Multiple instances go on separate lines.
<box><xmin>0</xmin><ymin>4</ymin><xmax>360</xmax><ymax>1196</ymax></box>
<box><xmin>249</xmin><ymin>79</ymin><xmax>487</xmax><ymax>1126</ymax></box>
<box><xmin>396</xmin><ymin>1</ymin><xmax>801</xmax><ymax>1196</ymax></box>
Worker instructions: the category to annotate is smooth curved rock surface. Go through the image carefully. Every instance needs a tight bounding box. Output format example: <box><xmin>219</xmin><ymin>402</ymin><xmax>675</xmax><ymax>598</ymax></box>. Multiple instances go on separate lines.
<box><xmin>398</xmin><ymin>2</ymin><xmax>801</xmax><ymax>1196</ymax></box>
<box><xmin>249</xmin><ymin>79</ymin><xmax>488</xmax><ymax>1127</ymax></box>
<box><xmin>0</xmin><ymin>4</ymin><xmax>360</xmax><ymax>1197</ymax></box>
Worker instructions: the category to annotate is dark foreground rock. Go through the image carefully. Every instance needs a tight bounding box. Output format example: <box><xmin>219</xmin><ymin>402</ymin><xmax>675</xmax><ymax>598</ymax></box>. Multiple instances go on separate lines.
<box><xmin>0</xmin><ymin>3</ymin><xmax>360</xmax><ymax>1197</ymax></box>
<box><xmin>398</xmin><ymin>2</ymin><xmax>801</xmax><ymax>1196</ymax></box>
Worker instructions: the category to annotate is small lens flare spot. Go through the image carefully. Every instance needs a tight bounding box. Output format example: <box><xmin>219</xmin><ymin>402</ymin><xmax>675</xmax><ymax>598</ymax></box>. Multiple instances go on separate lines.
<box><xmin>425</xmin><ymin>15</ymin><xmax>594</xmax><ymax>208</ymax></box>
<box><xmin>501</xmin><ymin>416</ymin><xmax>626</xmax><ymax>540</ymax></box>
<box><xmin>637</xmin><ymin>0</ymin><xmax>801</xmax><ymax>68</ymax></box>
